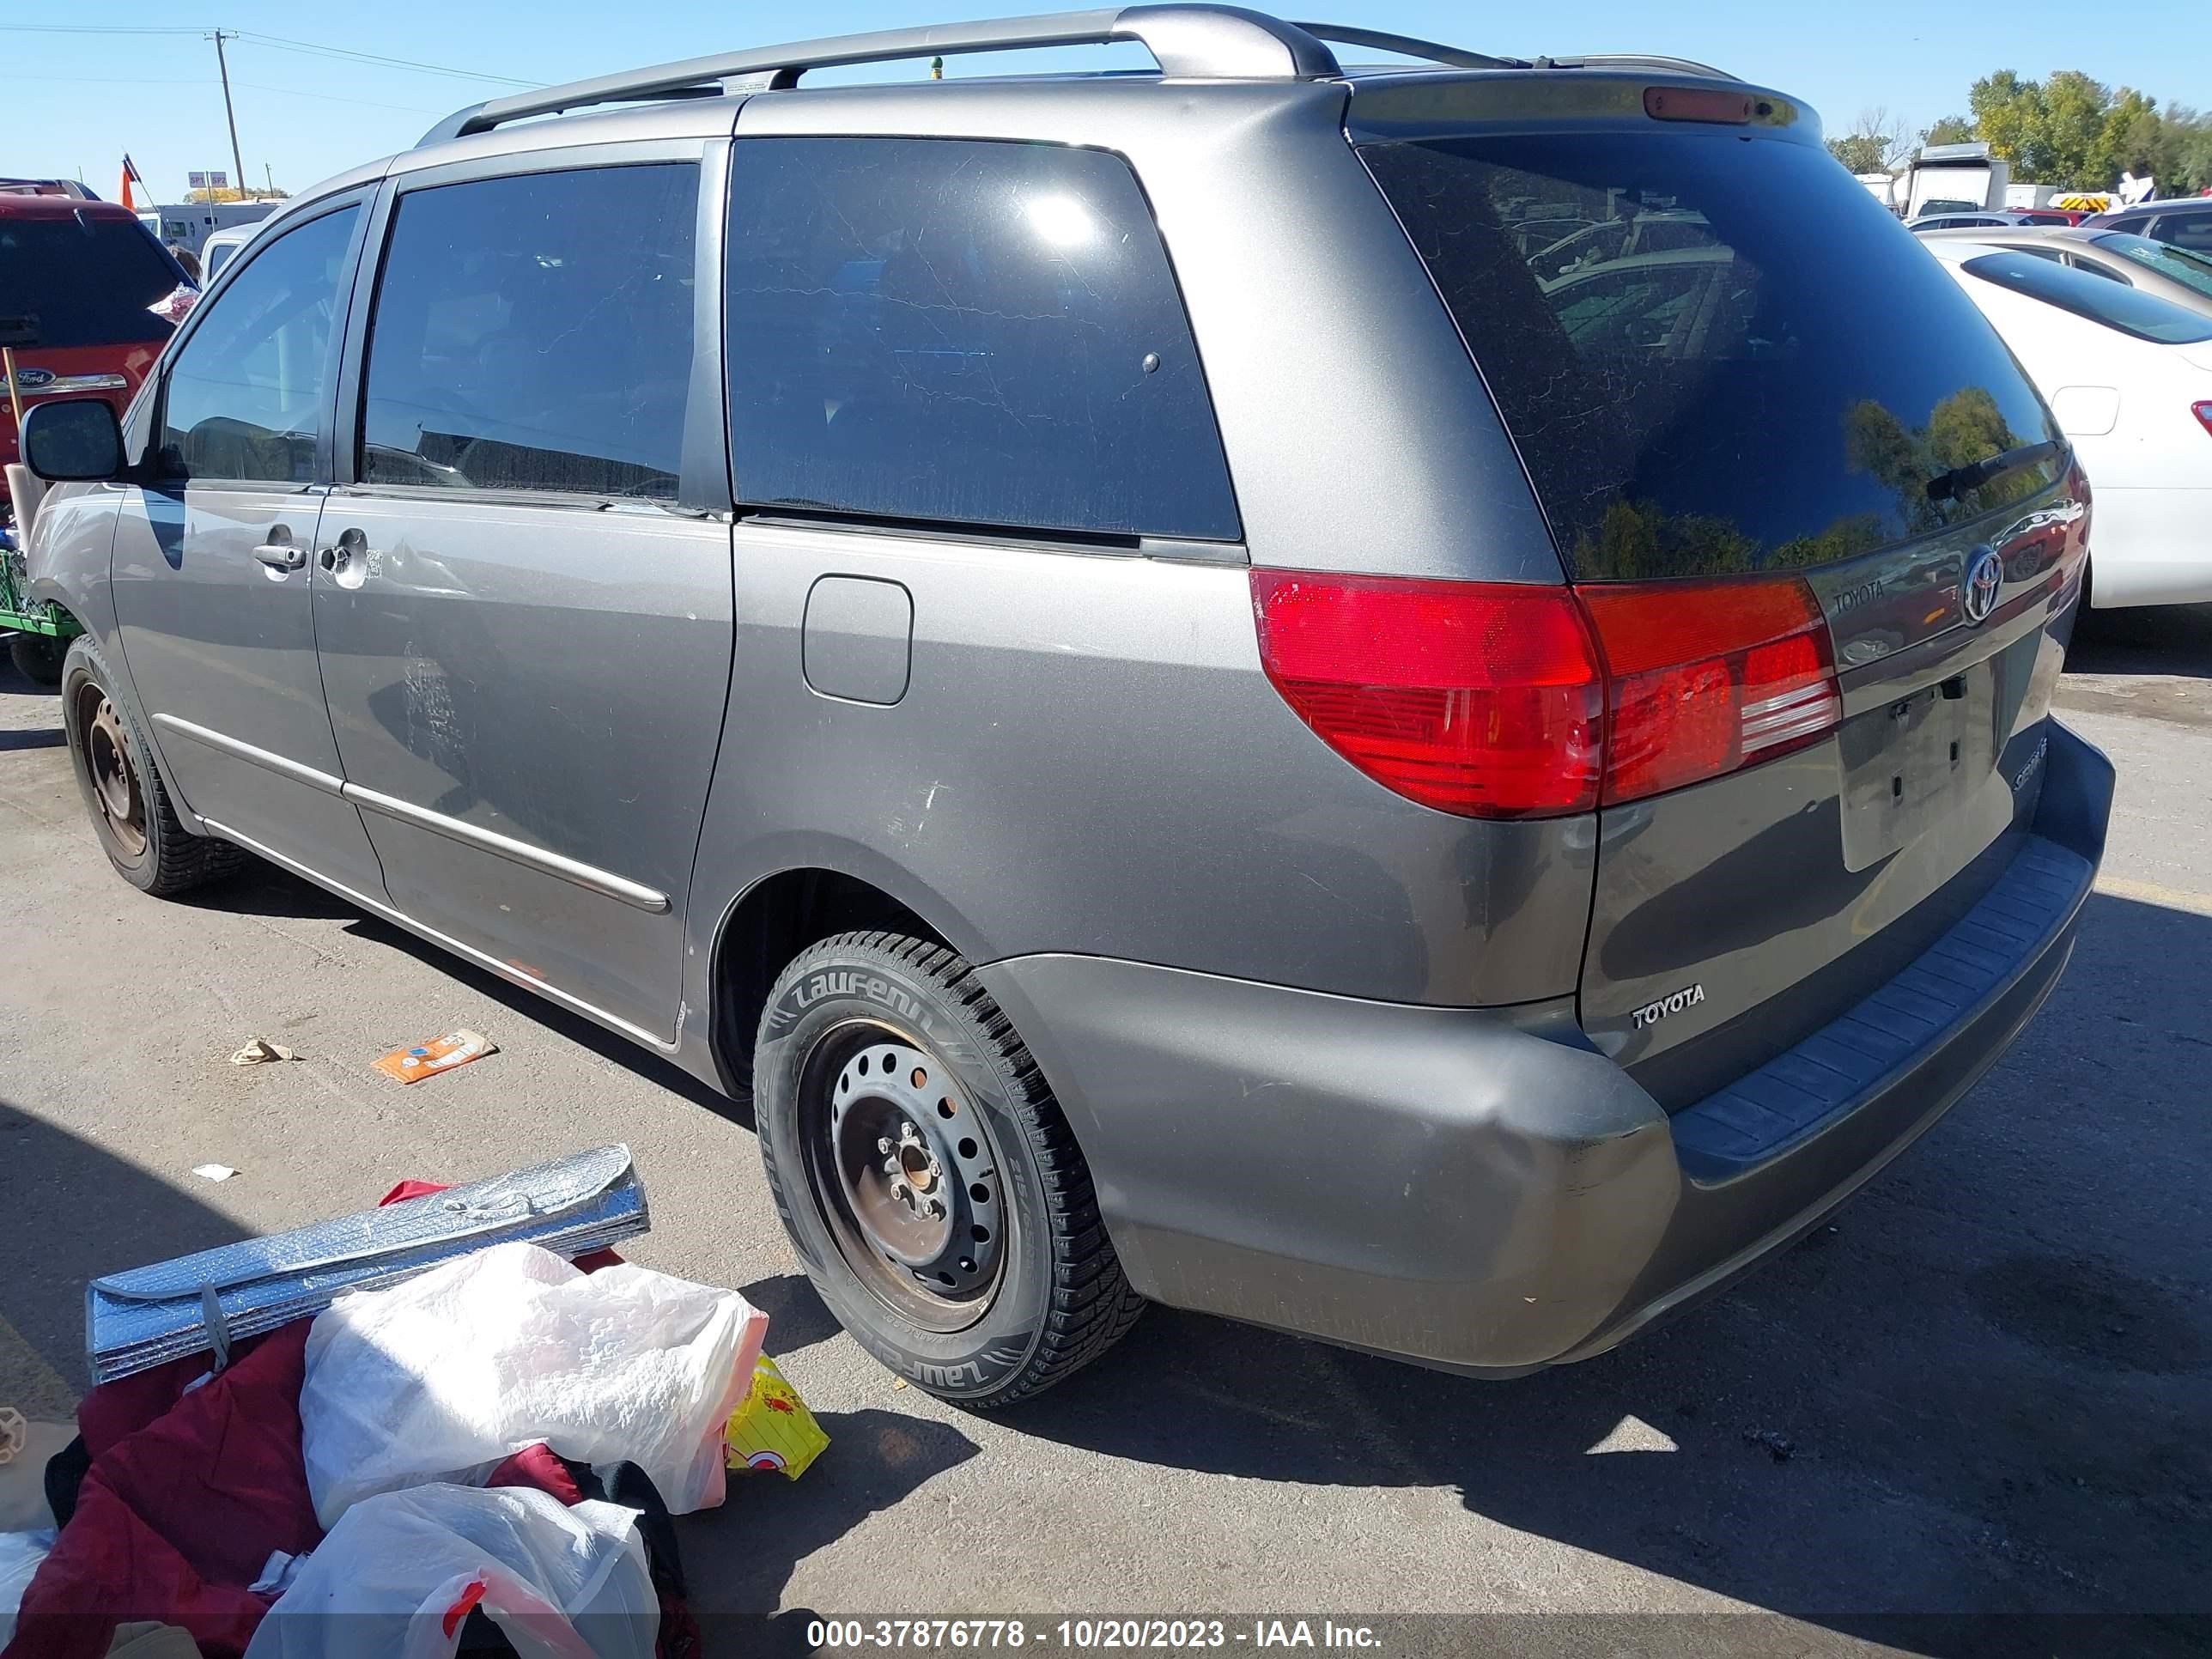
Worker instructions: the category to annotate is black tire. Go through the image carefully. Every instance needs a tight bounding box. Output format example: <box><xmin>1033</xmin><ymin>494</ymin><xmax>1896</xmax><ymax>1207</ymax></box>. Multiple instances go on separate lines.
<box><xmin>8</xmin><ymin>632</ymin><xmax>66</xmax><ymax>686</ymax></box>
<box><xmin>59</xmin><ymin>634</ymin><xmax>246</xmax><ymax>896</ymax></box>
<box><xmin>754</xmin><ymin>931</ymin><xmax>1145</xmax><ymax>1407</ymax></box>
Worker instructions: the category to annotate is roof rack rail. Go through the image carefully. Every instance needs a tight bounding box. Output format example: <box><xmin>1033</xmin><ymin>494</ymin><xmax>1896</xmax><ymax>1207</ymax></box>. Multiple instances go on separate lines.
<box><xmin>418</xmin><ymin>4</ymin><xmax>1342</xmax><ymax>146</ymax></box>
<box><xmin>1291</xmin><ymin>22</ymin><xmax>1528</xmax><ymax>72</ymax></box>
<box><xmin>1532</xmin><ymin>52</ymin><xmax>1739</xmax><ymax>82</ymax></box>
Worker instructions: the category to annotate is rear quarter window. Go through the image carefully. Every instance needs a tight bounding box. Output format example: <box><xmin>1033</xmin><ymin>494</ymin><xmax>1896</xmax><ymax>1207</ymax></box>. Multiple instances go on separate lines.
<box><xmin>724</xmin><ymin>136</ymin><xmax>1238</xmax><ymax>543</ymax></box>
<box><xmin>1363</xmin><ymin>131</ymin><xmax>2060</xmax><ymax>580</ymax></box>
<box><xmin>2150</xmin><ymin>210</ymin><xmax>2212</xmax><ymax>252</ymax></box>
<box><xmin>0</xmin><ymin>212</ymin><xmax>181</xmax><ymax>349</ymax></box>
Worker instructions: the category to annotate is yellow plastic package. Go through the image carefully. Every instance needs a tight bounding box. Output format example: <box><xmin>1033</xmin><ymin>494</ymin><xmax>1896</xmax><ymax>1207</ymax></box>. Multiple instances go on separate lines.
<box><xmin>725</xmin><ymin>1355</ymin><xmax>829</xmax><ymax>1480</ymax></box>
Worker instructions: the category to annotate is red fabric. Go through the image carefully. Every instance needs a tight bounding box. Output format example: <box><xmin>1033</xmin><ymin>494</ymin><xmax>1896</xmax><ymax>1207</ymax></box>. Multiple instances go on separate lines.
<box><xmin>487</xmin><ymin>1443</ymin><xmax>584</xmax><ymax>1506</ymax></box>
<box><xmin>5</xmin><ymin>1324</ymin><xmax>318</xmax><ymax>1659</ymax></box>
<box><xmin>3</xmin><ymin>1180</ymin><xmax>632</xmax><ymax>1659</ymax></box>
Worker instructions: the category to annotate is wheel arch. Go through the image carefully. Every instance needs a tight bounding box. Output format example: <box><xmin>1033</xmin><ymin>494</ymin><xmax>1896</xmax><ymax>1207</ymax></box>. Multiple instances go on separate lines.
<box><xmin>707</xmin><ymin>859</ymin><xmax>970</xmax><ymax>1097</ymax></box>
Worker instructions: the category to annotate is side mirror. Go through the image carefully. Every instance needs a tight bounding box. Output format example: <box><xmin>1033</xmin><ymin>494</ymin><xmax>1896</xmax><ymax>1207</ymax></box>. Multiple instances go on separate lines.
<box><xmin>21</xmin><ymin>397</ymin><xmax>126</xmax><ymax>483</ymax></box>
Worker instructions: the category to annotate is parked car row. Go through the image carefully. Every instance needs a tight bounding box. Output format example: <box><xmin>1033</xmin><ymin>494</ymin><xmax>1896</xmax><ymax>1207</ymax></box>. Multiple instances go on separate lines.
<box><xmin>0</xmin><ymin>191</ymin><xmax>194</xmax><ymax>496</ymax></box>
<box><xmin>1916</xmin><ymin>228</ymin><xmax>2212</xmax><ymax>610</ymax></box>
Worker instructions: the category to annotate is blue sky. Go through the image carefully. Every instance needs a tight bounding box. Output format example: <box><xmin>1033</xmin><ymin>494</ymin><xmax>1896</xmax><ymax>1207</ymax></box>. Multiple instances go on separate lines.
<box><xmin>9</xmin><ymin>0</ymin><xmax>2209</xmax><ymax>202</ymax></box>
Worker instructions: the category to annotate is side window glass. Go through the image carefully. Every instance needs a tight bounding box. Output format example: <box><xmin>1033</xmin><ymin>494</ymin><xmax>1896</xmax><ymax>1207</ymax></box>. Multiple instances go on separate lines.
<box><xmin>159</xmin><ymin>205</ymin><xmax>357</xmax><ymax>483</ymax></box>
<box><xmin>361</xmin><ymin>163</ymin><xmax>698</xmax><ymax>499</ymax></box>
<box><xmin>726</xmin><ymin>137</ymin><xmax>1239</xmax><ymax>543</ymax></box>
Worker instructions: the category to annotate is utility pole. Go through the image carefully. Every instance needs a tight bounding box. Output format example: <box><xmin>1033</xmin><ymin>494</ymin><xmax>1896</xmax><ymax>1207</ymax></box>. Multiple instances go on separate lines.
<box><xmin>210</xmin><ymin>30</ymin><xmax>246</xmax><ymax>200</ymax></box>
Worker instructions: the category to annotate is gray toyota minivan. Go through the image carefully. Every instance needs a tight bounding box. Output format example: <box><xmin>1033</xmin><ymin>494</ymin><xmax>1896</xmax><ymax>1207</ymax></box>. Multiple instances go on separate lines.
<box><xmin>18</xmin><ymin>7</ymin><xmax>2111</xmax><ymax>1405</ymax></box>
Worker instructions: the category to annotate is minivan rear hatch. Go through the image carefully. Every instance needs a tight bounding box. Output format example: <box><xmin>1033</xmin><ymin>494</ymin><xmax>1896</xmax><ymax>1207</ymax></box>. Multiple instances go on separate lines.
<box><xmin>1355</xmin><ymin>76</ymin><xmax>2087</xmax><ymax>1106</ymax></box>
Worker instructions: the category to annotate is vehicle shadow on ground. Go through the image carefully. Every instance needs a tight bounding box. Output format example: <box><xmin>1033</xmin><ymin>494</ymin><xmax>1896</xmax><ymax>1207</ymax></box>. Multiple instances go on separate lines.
<box><xmin>1001</xmin><ymin>890</ymin><xmax>2212</xmax><ymax>1656</ymax></box>
<box><xmin>681</xmin><ymin>1407</ymin><xmax>982</xmax><ymax>1622</ymax></box>
<box><xmin>2064</xmin><ymin>601</ymin><xmax>2212</xmax><ymax>679</ymax></box>
<box><xmin>0</xmin><ymin>1105</ymin><xmax>249</xmax><ymax>1410</ymax></box>
<box><xmin>171</xmin><ymin>859</ymin><xmax>750</xmax><ymax>1127</ymax></box>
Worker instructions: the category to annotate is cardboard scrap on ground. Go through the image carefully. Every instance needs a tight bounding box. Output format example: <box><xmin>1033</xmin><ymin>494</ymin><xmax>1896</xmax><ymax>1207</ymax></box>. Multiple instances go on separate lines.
<box><xmin>725</xmin><ymin>1355</ymin><xmax>830</xmax><ymax>1480</ymax></box>
<box><xmin>373</xmin><ymin>1029</ymin><xmax>497</xmax><ymax>1085</ymax></box>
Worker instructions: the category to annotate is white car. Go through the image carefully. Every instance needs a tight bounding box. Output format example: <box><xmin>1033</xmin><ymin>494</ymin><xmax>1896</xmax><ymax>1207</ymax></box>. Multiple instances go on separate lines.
<box><xmin>1923</xmin><ymin>239</ymin><xmax>2212</xmax><ymax>609</ymax></box>
<box><xmin>198</xmin><ymin>222</ymin><xmax>260</xmax><ymax>283</ymax></box>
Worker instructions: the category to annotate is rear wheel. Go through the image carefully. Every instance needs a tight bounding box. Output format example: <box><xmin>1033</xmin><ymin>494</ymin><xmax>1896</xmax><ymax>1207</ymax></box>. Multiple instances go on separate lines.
<box><xmin>8</xmin><ymin>633</ymin><xmax>65</xmax><ymax>686</ymax></box>
<box><xmin>60</xmin><ymin>635</ymin><xmax>245</xmax><ymax>896</ymax></box>
<box><xmin>754</xmin><ymin>932</ymin><xmax>1144</xmax><ymax>1407</ymax></box>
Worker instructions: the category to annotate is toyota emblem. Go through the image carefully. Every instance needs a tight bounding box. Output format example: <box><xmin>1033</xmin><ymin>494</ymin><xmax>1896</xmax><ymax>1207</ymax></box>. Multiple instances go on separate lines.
<box><xmin>1962</xmin><ymin>547</ymin><xmax>2004</xmax><ymax>625</ymax></box>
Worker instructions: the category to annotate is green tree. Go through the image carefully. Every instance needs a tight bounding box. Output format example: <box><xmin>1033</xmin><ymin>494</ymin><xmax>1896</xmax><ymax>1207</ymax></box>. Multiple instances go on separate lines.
<box><xmin>1826</xmin><ymin>106</ymin><xmax>1913</xmax><ymax>175</ymax></box>
<box><xmin>1948</xmin><ymin>70</ymin><xmax>2194</xmax><ymax>191</ymax></box>
<box><xmin>1925</xmin><ymin>114</ymin><xmax>1975</xmax><ymax>145</ymax></box>
<box><xmin>1828</xmin><ymin>132</ymin><xmax>1890</xmax><ymax>173</ymax></box>
<box><xmin>2091</xmin><ymin>88</ymin><xmax>2163</xmax><ymax>185</ymax></box>
<box><xmin>2152</xmin><ymin>103</ymin><xmax>2212</xmax><ymax>192</ymax></box>
<box><xmin>2039</xmin><ymin>70</ymin><xmax>2113</xmax><ymax>186</ymax></box>
<box><xmin>1969</xmin><ymin>70</ymin><xmax>2048</xmax><ymax>177</ymax></box>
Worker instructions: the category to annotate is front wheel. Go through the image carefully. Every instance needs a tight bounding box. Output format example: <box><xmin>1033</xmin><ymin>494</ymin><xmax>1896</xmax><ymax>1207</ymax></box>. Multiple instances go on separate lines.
<box><xmin>60</xmin><ymin>635</ymin><xmax>246</xmax><ymax>896</ymax></box>
<box><xmin>754</xmin><ymin>932</ymin><xmax>1144</xmax><ymax>1407</ymax></box>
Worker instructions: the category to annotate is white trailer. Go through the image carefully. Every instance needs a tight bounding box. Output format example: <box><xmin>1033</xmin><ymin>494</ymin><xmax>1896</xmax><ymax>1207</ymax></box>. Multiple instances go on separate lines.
<box><xmin>1903</xmin><ymin>143</ymin><xmax>2012</xmax><ymax>218</ymax></box>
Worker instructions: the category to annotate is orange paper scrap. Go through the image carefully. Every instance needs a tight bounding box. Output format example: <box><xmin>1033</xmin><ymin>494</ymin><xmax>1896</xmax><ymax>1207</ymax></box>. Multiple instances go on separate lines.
<box><xmin>373</xmin><ymin>1029</ymin><xmax>497</xmax><ymax>1085</ymax></box>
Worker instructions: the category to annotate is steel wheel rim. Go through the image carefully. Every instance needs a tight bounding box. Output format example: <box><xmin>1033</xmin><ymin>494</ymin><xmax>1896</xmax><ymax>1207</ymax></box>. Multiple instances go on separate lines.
<box><xmin>798</xmin><ymin>1019</ymin><xmax>1007</xmax><ymax>1334</ymax></box>
<box><xmin>75</xmin><ymin>683</ymin><xmax>147</xmax><ymax>860</ymax></box>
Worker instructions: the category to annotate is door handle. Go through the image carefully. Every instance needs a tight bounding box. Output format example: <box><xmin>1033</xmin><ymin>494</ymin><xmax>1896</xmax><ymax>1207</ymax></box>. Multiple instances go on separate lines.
<box><xmin>319</xmin><ymin>527</ymin><xmax>368</xmax><ymax>583</ymax></box>
<box><xmin>252</xmin><ymin>538</ymin><xmax>305</xmax><ymax>572</ymax></box>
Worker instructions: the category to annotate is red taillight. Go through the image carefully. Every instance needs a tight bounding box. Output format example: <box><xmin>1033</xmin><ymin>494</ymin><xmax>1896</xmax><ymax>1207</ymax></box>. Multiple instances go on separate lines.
<box><xmin>1249</xmin><ymin>572</ymin><xmax>1603</xmax><ymax>817</ymax></box>
<box><xmin>1250</xmin><ymin>569</ymin><xmax>1842</xmax><ymax>818</ymax></box>
<box><xmin>2192</xmin><ymin>401</ymin><xmax>2212</xmax><ymax>438</ymax></box>
<box><xmin>1580</xmin><ymin>576</ymin><xmax>1841</xmax><ymax>804</ymax></box>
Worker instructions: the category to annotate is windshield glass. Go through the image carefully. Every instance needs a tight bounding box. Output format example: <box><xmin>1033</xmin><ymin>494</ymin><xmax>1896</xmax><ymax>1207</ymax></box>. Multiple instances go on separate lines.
<box><xmin>1362</xmin><ymin>131</ymin><xmax>2062</xmax><ymax>580</ymax></box>
<box><xmin>1962</xmin><ymin>250</ymin><xmax>2212</xmax><ymax>343</ymax></box>
<box><xmin>2088</xmin><ymin>232</ymin><xmax>2212</xmax><ymax>301</ymax></box>
<box><xmin>0</xmin><ymin>211</ymin><xmax>183</xmax><ymax>349</ymax></box>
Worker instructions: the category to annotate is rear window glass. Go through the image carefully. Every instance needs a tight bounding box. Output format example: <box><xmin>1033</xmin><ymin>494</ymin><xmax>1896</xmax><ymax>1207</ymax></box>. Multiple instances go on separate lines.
<box><xmin>725</xmin><ymin>137</ymin><xmax>1238</xmax><ymax>543</ymax></box>
<box><xmin>1364</xmin><ymin>132</ymin><xmax>2062</xmax><ymax>580</ymax></box>
<box><xmin>2149</xmin><ymin>210</ymin><xmax>2212</xmax><ymax>252</ymax></box>
<box><xmin>2093</xmin><ymin>232</ymin><xmax>2212</xmax><ymax>300</ymax></box>
<box><xmin>1962</xmin><ymin>251</ymin><xmax>2212</xmax><ymax>343</ymax></box>
<box><xmin>0</xmin><ymin>212</ymin><xmax>182</xmax><ymax>349</ymax></box>
<box><xmin>362</xmin><ymin>163</ymin><xmax>698</xmax><ymax>499</ymax></box>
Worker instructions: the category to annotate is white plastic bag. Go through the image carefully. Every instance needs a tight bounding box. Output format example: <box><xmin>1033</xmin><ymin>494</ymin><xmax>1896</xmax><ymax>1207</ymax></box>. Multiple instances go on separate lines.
<box><xmin>242</xmin><ymin>1484</ymin><xmax>654</xmax><ymax>1659</ymax></box>
<box><xmin>300</xmin><ymin>1241</ymin><xmax>765</xmax><ymax>1528</ymax></box>
<box><xmin>0</xmin><ymin>1528</ymin><xmax>58</xmax><ymax>1649</ymax></box>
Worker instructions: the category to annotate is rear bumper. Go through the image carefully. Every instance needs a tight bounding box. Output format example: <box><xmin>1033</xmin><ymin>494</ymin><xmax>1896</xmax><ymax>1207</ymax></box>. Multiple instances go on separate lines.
<box><xmin>2085</xmin><ymin>486</ymin><xmax>2212</xmax><ymax>609</ymax></box>
<box><xmin>977</xmin><ymin>720</ymin><xmax>2112</xmax><ymax>1375</ymax></box>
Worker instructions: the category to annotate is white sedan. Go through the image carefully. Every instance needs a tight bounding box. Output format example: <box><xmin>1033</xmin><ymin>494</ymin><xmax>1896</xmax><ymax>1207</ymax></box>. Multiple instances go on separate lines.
<box><xmin>1923</xmin><ymin>239</ymin><xmax>2212</xmax><ymax>609</ymax></box>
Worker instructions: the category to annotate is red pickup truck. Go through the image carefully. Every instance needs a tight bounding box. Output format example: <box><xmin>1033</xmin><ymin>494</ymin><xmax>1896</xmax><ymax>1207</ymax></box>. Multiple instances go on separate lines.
<box><xmin>1</xmin><ymin>190</ymin><xmax>194</xmax><ymax>495</ymax></box>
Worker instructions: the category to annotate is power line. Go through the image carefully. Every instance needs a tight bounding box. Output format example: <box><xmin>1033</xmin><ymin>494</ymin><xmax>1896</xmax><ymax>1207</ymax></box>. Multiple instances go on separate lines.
<box><xmin>0</xmin><ymin>22</ymin><xmax>536</xmax><ymax>87</ymax></box>
<box><xmin>233</xmin><ymin>32</ymin><xmax>536</xmax><ymax>87</ymax></box>
<box><xmin>0</xmin><ymin>23</ymin><xmax>208</xmax><ymax>34</ymax></box>
<box><xmin>13</xmin><ymin>76</ymin><xmax>445</xmax><ymax>113</ymax></box>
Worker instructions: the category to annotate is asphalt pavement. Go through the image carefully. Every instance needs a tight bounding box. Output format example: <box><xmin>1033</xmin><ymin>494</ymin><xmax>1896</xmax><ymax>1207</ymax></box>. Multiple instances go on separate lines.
<box><xmin>2</xmin><ymin>605</ymin><xmax>2209</xmax><ymax>1657</ymax></box>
